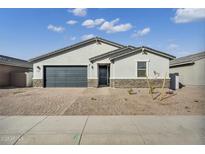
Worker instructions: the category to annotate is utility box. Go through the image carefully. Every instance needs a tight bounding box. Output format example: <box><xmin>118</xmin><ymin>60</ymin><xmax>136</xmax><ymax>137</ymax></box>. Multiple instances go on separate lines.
<box><xmin>170</xmin><ymin>73</ymin><xmax>179</xmax><ymax>90</ymax></box>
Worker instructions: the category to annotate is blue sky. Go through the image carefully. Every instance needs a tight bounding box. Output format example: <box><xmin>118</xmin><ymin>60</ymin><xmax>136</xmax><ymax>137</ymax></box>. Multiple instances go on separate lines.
<box><xmin>0</xmin><ymin>8</ymin><xmax>204</xmax><ymax>60</ymax></box>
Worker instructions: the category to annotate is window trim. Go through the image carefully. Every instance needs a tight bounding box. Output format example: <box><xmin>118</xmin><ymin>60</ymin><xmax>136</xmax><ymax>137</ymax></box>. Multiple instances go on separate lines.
<box><xmin>136</xmin><ymin>60</ymin><xmax>149</xmax><ymax>78</ymax></box>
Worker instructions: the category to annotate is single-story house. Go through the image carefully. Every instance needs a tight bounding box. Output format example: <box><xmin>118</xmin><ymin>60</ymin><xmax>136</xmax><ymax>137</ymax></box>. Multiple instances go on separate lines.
<box><xmin>29</xmin><ymin>37</ymin><xmax>175</xmax><ymax>88</ymax></box>
<box><xmin>0</xmin><ymin>55</ymin><xmax>32</xmax><ymax>87</ymax></box>
<box><xmin>170</xmin><ymin>51</ymin><xmax>205</xmax><ymax>86</ymax></box>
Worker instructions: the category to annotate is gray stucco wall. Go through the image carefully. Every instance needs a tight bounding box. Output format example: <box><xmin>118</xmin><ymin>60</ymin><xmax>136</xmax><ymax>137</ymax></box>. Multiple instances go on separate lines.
<box><xmin>112</xmin><ymin>51</ymin><xmax>170</xmax><ymax>79</ymax></box>
<box><xmin>170</xmin><ymin>58</ymin><xmax>205</xmax><ymax>86</ymax></box>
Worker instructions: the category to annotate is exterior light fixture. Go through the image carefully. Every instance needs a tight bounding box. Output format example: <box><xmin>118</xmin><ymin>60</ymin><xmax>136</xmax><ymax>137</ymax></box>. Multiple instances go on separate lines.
<box><xmin>37</xmin><ymin>66</ymin><xmax>41</xmax><ymax>71</ymax></box>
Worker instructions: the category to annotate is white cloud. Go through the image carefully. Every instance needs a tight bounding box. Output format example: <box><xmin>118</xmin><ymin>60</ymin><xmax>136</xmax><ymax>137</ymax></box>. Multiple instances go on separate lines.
<box><xmin>99</xmin><ymin>18</ymin><xmax>132</xmax><ymax>33</ymax></box>
<box><xmin>82</xmin><ymin>18</ymin><xmax>105</xmax><ymax>28</ymax></box>
<box><xmin>66</xmin><ymin>20</ymin><xmax>78</xmax><ymax>25</ymax></box>
<box><xmin>133</xmin><ymin>27</ymin><xmax>151</xmax><ymax>37</ymax></box>
<box><xmin>173</xmin><ymin>8</ymin><xmax>205</xmax><ymax>23</ymax></box>
<box><xmin>68</xmin><ymin>8</ymin><xmax>87</xmax><ymax>17</ymax></box>
<box><xmin>70</xmin><ymin>36</ymin><xmax>76</xmax><ymax>41</ymax></box>
<box><xmin>47</xmin><ymin>24</ymin><xmax>65</xmax><ymax>33</ymax></box>
<box><xmin>81</xmin><ymin>34</ymin><xmax>95</xmax><ymax>40</ymax></box>
<box><xmin>95</xmin><ymin>19</ymin><xmax>105</xmax><ymax>25</ymax></box>
<box><xmin>167</xmin><ymin>43</ymin><xmax>179</xmax><ymax>50</ymax></box>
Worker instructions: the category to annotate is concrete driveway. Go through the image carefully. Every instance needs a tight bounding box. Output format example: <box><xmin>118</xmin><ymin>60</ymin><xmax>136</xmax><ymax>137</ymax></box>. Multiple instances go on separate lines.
<box><xmin>0</xmin><ymin>116</ymin><xmax>204</xmax><ymax>145</ymax></box>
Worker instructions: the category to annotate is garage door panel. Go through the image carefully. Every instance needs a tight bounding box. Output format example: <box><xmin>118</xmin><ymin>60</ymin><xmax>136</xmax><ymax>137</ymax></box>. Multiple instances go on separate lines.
<box><xmin>54</xmin><ymin>74</ymin><xmax>87</xmax><ymax>77</ymax></box>
<box><xmin>45</xmin><ymin>66</ymin><xmax>87</xmax><ymax>87</ymax></box>
<box><xmin>46</xmin><ymin>76</ymin><xmax>87</xmax><ymax>80</ymax></box>
<box><xmin>46</xmin><ymin>71</ymin><xmax>87</xmax><ymax>74</ymax></box>
<box><xmin>46</xmin><ymin>83</ymin><xmax>55</xmax><ymax>87</ymax></box>
<box><xmin>46</xmin><ymin>80</ymin><xmax>88</xmax><ymax>84</ymax></box>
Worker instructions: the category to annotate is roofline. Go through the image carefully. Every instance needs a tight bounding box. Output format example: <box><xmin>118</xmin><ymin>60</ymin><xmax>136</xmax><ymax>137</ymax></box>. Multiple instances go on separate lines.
<box><xmin>0</xmin><ymin>62</ymin><xmax>32</xmax><ymax>68</ymax></box>
<box><xmin>170</xmin><ymin>51</ymin><xmax>205</xmax><ymax>67</ymax></box>
<box><xmin>109</xmin><ymin>48</ymin><xmax>142</xmax><ymax>61</ymax></box>
<box><xmin>0</xmin><ymin>54</ymin><xmax>32</xmax><ymax>68</ymax></box>
<box><xmin>0</xmin><ymin>54</ymin><xmax>28</xmax><ymax>63</ymax></box>
<box><xmin>29</xmin><ymin>37</ymin><xmax>124</xmax><ymax>63</ymax></box>
<box><xmin>109</xmin><ymin>46</ymin><xmax>140</xmax><ymax>60</ymax></box>
<box><xmin>110</xmin><ymin>46</ymin><xmax>175</xmax><ymax>61</ymax></box>
<box><xmin>141</xmin><ymin>46</ymin><xmax>176</xmax><ymax>60</ymax></box>
<box><xmin>89</xmin><ymin>45</ymin><xmax>141</xmax><ymax>62</ymax></box>
<box><xmin>175</xmin><ymin>51</ymin><xmax>205</xmax><ymax>60</ymax></box>
<box><xmin>170</xmin><ymin>61</ymin><xmax>195</xmax><ymax>67</ymax></box>
<box><xmin>89</xmin><ymin>46</ymin><xmax>132</xmax><ymax>62</ymax></box>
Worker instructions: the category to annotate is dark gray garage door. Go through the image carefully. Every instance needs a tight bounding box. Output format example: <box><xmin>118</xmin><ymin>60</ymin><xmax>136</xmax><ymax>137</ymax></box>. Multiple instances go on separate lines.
<box><xmin>44</xmin><ymin>66</ymin><xmax>87</xmax><ymax>87</ymax></box>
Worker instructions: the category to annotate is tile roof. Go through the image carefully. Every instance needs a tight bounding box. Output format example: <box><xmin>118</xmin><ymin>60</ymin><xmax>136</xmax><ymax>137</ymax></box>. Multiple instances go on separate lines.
<box><xmin>109</xmin><ymin>46</ymin><xmax>175</xmax><ymax>61</ymax></box>
<box><xmin>0</xmin><ymin>55</ymin><xmax>32</xmax><ymax>68</ymax></box>
<box><xmin>170</xmin><ymin>51</ymin><xmax>205</xmax><ymax>67</ymax></box>
<box><xmin>89</xmin><ymin>46</ymin><xmax>133</xmax><ymax>62</ymax></box>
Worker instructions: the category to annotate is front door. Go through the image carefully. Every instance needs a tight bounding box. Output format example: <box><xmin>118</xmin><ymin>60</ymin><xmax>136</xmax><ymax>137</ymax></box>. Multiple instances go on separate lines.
<box><xmin>99</xmin><ymin>65</ymin><xmax>109</xmax><ymax>86</ymax></box>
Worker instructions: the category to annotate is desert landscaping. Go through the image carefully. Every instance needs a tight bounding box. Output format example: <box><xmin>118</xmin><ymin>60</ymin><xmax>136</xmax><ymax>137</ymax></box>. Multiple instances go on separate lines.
<box><xmin>0</xmin><ymin>86</ymin><xmax>204</xmax><ymax>115</ymax></box>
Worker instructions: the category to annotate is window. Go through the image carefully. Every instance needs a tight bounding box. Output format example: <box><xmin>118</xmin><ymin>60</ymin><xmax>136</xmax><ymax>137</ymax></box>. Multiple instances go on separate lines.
<box><xmin>137</xmin><ymin>61</ymin><xmax>147</xmax><ymax>77</ymax></box>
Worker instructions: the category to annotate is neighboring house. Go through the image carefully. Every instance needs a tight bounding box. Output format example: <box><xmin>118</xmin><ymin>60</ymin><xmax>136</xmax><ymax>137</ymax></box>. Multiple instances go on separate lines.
<box><xmin>0</xmin><ymin>55</ymin><xmax>32</xmax><ymax>87</ymax></box>
<box><xmin>29</xmin><ymin>37</ymin><xmax>175</xmax><ymax>88</ymax></box>
<box><xmin>170</xmin><ymin>51</ymin><xmax>205</xmax><ymax>86</ymax></box>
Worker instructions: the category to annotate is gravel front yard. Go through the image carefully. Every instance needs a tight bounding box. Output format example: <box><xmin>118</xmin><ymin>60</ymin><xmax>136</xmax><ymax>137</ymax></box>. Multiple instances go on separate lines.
<box><xmin>0</xmin><ymin>88</ymin><xmax>85</xmax><ymax>115</ymax></box>
<box><xmin>0</xmin><ymin>86</ymin><xmax>205</xmax><ymax>115</ymax></box>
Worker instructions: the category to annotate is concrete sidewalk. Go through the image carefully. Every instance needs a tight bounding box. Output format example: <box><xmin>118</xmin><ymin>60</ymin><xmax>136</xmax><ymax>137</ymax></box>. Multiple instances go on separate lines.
<box><xmin>0</xmin><ymin>116</ymin><xmax>204</xmax><ymax>145</ymax></box>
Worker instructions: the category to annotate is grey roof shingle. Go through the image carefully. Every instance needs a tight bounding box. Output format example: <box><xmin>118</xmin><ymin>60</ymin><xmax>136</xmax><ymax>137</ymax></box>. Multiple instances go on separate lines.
<box><xmin>108</xmin><ymin>46</ymin><xmax>138</xmax><ymax>60</ymax></box>
<box><xmin>141</xmin><ymin>46</ymin><xmax>176</xmax><ymax>59</ymax></box>
<box><xmin>0</xmin><ymin>55</ymin><xmax>32</xmax><ymax>68</ymax></box>
<box><xmin>90</xmin><ymin>45</ymin><xmax>175</xmax><ymax>62</ymax></box>
<box><xmin>109</xmin><ymin>46</ymin><xmax>175</xmax><ymax>61</ymax></box>
<box><xmin>89</xmin><ymin>46</ymin><xmax>134</xmax><ymax>62</ymax></box>
<box><xmin>170</xmin><ymin>51</ymin><xmax>205</xmax><ymax>67</ymax></box>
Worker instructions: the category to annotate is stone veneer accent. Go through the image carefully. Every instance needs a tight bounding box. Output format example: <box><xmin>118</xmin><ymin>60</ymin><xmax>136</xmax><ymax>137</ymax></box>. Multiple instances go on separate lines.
<box><xmin>88</xmin><ymin>79</ymin><xmax>98</xmax><ymax>87</ymax></box>
<box><xmin>33</xmin><ymin>79</ymin><xmax>43</xmax><ymax>87</ymax></box>
<box><xmin>110</xmin><ymin>79</ymin><xmax>170</xmax><ymax>88</ymax></box>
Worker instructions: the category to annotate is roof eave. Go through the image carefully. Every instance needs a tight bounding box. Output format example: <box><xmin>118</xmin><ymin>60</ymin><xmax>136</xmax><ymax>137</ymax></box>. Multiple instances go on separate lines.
<box><xmin>110</xmin><ymin>48</ymin><xmax>142</xmax><ymax>61</ymax></box>
<box><xmin>110</xmin><ymin>47</ymin><xmax>175</xmax><ymax>61</ymax></box>
<box><xmin>89</xmin><ymin>46</ymin><xmax>133</xmax><ymax>63</ymax></box>
<box><xmin>0</xmin><ymin>62</ymin><xmax>32</xmax><ymax>68</ymax></box>
<box><xmin>143</xmin><ymin>47</ymin><xmax>176</xmax><ymax>60</ymax></box>
<box><xmin>170</xmin><ymin>61</ymin><xmax>195</xmax><ymax>67</ymax></box>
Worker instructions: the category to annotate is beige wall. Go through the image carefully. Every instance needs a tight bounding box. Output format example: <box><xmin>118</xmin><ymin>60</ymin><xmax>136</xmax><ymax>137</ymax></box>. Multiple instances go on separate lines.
<box><xmin>0</xmin><ymin>64</ymin><xmax>29</xmax><ymax>87</ymax></box>
<box><xmin>26</xmin><ymin>72</ymin><xmax>33</xmax><ymax>87</ymax></box>
<box><xmin>112</xmin><ymin>51</ymin><xmax>170</xmax><ymax>79</ymax></box>
<box><xmin>33</xmin><ymin>42</ymin><xmax>118</xmax><ymax>80</ymax></box>
<box><xmin>11</xmin><ymin>72</ymin><xmax>26</xmax><ymax>87</ymax></box>
<box><xmin>10</xmin><ymin>72</ymin><xmax>33</xmax><ymax>87</ymax></box>
<box><xmin>170</xmin><ymin>58</ymin><xmax>205</xmax><ymax>86</ymax></box>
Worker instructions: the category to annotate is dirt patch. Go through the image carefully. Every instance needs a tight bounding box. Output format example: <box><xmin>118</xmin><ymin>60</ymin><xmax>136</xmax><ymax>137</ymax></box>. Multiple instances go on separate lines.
<box><xmin>63</xmin><ymin>87</ymin><xmax>205</xmax><ymax>115</ymax></box>
<box><xmin>0</xmin><ymin>88</ymin><xmax>85</xmax><ymax>115</ymax></box>
<box><xmin>0</xmin><ymin>86</ymin><xmax>205</xmax><ymax>115</ymax></box>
